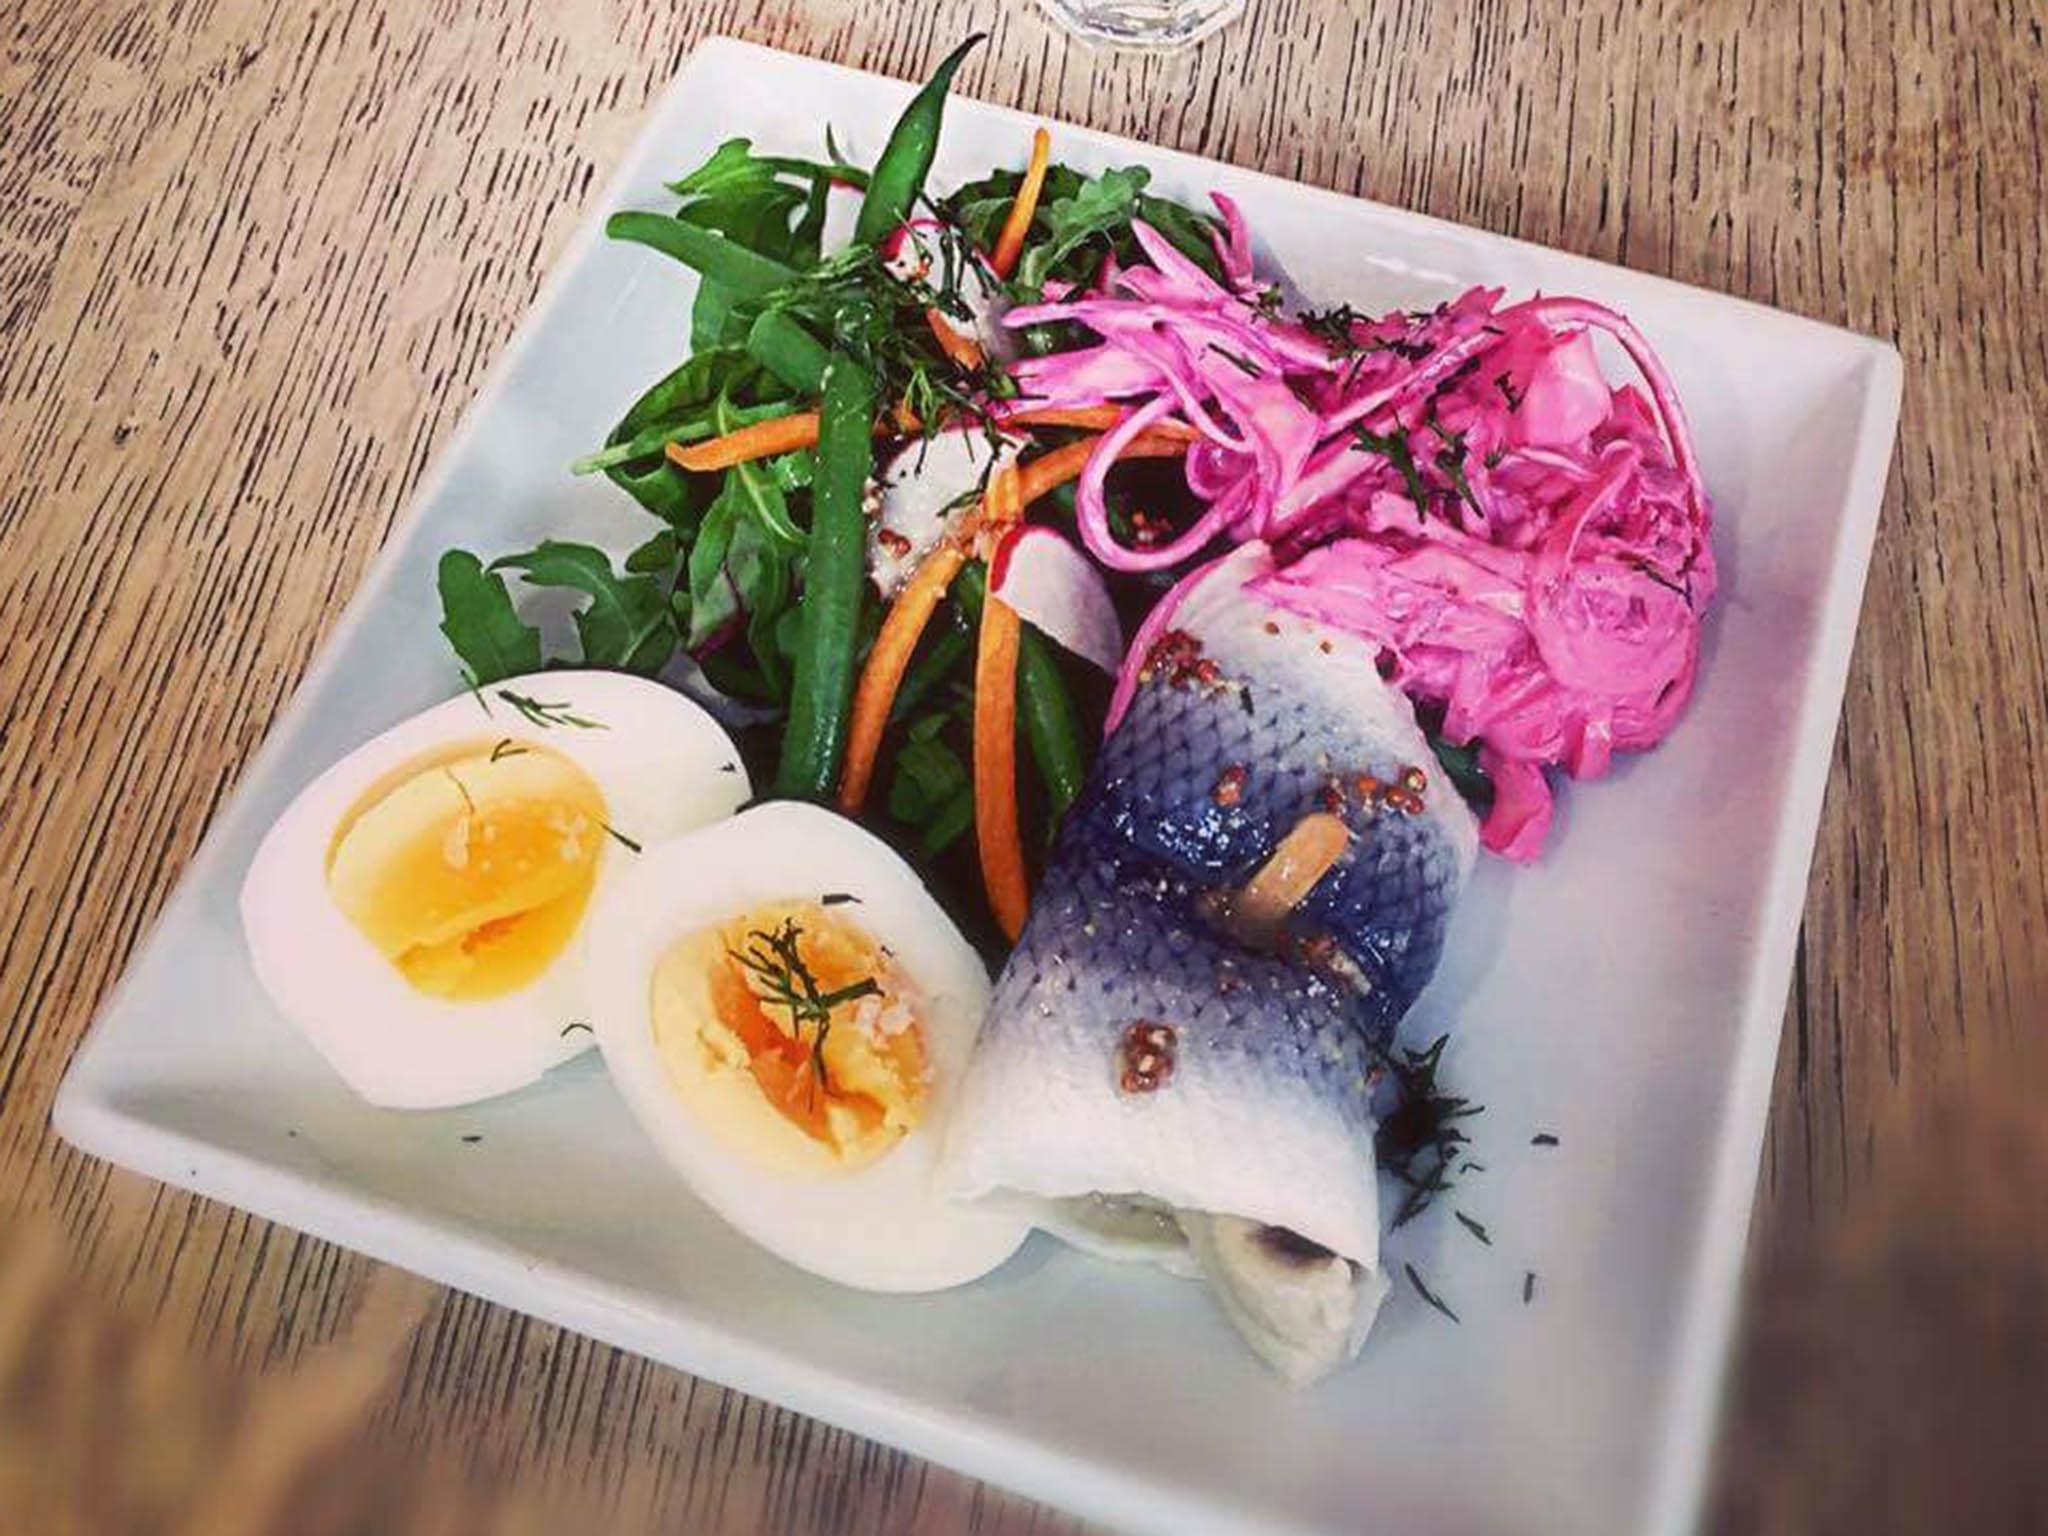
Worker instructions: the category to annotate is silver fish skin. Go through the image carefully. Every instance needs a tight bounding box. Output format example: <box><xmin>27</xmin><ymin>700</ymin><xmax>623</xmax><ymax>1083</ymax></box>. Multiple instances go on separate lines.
<box><xmin>942</xmin><ymin>543</ymin><xmax>1478</xmax><ymax>1272</ymax></box>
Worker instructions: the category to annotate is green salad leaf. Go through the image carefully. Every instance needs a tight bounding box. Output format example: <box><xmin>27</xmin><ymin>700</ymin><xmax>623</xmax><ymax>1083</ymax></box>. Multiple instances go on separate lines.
<box><xmin>491</xmin><ymin>541</ymin><xmax>676</xmax><ymax>675</ymax></box>
<box><xmin>437</xmin><ymin>550</ymin><xmax>542</xmax><ymax>686</ymax></box>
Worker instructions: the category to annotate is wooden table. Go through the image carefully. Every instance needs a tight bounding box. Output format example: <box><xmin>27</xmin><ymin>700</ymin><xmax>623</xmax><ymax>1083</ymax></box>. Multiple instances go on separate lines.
<box><xmin>2</xmin><ymin>2</ymin><xmax>2041</xmax><ymax>1530</ymax></box>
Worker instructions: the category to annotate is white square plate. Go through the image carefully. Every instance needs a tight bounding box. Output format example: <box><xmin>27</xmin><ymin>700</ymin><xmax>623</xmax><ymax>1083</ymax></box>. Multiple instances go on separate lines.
<box><xmin>55</xmin><ymin>37</ymin><xmax>1901</xmax><ymax>1536</ymax></box>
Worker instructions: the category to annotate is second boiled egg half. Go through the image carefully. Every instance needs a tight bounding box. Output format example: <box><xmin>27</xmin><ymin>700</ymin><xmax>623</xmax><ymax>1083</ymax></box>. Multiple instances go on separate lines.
<box><xmin>587</xmin><ymin>802</ymin><xmax>1029</xmax><ymax>1292</ymax></box>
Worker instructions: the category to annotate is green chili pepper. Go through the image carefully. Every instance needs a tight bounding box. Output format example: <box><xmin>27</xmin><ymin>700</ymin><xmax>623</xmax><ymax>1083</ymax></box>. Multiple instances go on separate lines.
<box><xmin>952</xmin><ymin>562</ymin><xmax>1088</xmax><ymax>823</ymax></box>
<box><xmin>774</xmin><ymin>356</ymin><xmax>877</xmax><ymax>798</ymax></box>
<box><xmin>606</xmin><ymin>211</ymin><xmax>800</xmax><ymax>298</ymax></box>
<box><xmin>745</xmin><ymin>310</ymin><xmax>831</xmax><ymax>394</ymax></box>
<box><xmin>852</xmin><ymin>34</ymin><xmax>986</xmax><ymax>248</ymax></box>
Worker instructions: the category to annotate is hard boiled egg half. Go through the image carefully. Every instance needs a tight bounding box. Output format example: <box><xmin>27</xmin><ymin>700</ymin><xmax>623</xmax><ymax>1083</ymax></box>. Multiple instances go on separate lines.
<box><xmin>242</xmin><ymin>670</ymin><xmax>748</xmax><ymax>1108</ymax></box>
<box><xmin>587</xmin><ymin>802</ymin><xmax>1029</xmax><ymax>1292</ymax></box>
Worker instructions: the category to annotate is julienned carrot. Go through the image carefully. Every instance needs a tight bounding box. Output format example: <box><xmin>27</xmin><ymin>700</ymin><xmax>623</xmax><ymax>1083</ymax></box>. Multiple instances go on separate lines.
<box><xmin>839</xmin><ymin>460</ymin><xmax>1028</xmax><ymax>812</ymax></box>
<box><xmin>838</xmin><ymin>543</ymin><xmax>969</xmax><ymax>812</ymax></box>
<box><xmin>668</xmin><ymin>412</ymin><xmax>820</xmax><ymax>472</ymax></box>
<box><xmin>925</xmin><ymin>308</ymin><xmax>986</xmax><ymax>370</ymax></box>
<box><xmin>990</xmin><ymin>128</ymin><xmax>1052</xmax><ymax>279</ymax></box>
<box><xmin>972</xmin><ymin>467</ymin><xmax>1030</xmax><ymax>939</ymax></box>
<box><xmin>974</xmin><ymin>590</ymin><xmax>1028</xmax><ymax>941</ymax></box>
<box><xmin>1000</xmin><ymin>404</ymin><xmax>1136</xmax><ymax>432</ymax></box>
<box><xmin>1015</xmin><ymin>430</ymin><xmax>1189</xmax><ymax>506</ymax></box>
<box><xmin>669</xmin><ymin>402</ymin><xmax>929</xmax><ymax>473</ymax></box>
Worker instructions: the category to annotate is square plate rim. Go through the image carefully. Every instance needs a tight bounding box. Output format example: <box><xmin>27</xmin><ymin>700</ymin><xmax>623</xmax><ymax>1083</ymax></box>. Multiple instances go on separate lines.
<box><xmin>51</xmin><ymin>33</ymin><xmax>1905</xmax><ymax>1536</ymax></box>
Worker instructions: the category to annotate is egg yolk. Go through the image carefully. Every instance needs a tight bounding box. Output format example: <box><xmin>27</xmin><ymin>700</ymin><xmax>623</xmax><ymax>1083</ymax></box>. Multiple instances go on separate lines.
<box><xmin>325</xmin><ymin>744</ymin><xmax>608</xmax><ymax>1001</ymax></box>
<box><xmin>654</xmin><ymin>901</ymin><xmax>929</xmax><ymax>1166</ymax></box>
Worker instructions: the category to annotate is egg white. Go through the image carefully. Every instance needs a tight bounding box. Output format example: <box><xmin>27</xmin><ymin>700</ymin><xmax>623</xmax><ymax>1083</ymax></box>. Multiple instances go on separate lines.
<box><xmin>587</xmin><ymin>802</ymin><xmax>1030</xmax><ymax>1293</ymax></box>
<box><xmin>240</xmin><ymin>670</ymin><xmax>749</xmax><ymax>1109</ymax></box>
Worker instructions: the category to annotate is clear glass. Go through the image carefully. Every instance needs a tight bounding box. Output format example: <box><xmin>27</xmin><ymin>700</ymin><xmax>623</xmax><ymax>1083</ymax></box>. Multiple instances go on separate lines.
<box><xmin>1034</xmin><ymin>0</ymin><xmax>1247</xmax><ymax>48</ymax></box>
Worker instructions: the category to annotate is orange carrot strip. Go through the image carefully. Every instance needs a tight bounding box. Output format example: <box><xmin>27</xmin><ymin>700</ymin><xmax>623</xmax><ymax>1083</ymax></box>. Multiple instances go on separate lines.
<box><xmin>668</xmin><ymin>412</ymin><xmax>821</xmax><ymax>472</ymax></box>
<box><xmin>668</xmin><ymin>402</ymin><xmax>936</xmax><ymax>473</ymax></box>
<box><xmin>926</xmin><ymin>308</ymin><xmax>986</xmax><ymax>370</ymax></box>
<box><xmin>990</xmin><ymin>128</ymin><xmax>1052</xmax><ymax>280</ymax></box>
<box><xmin>837</xmin><ymin>543</ymin><xmax>969</xmax><ymax>813</ymax></box>
<box><xmin>1003</xmin><ymin>404</ymin><xmax>1201</xmax><ymax>437</ymax></box>
<box><xmin>974</xmin><ymin>588</ymin><xmax>1029</xmax><ymax>941</ymax></box>
<box><xmin>1015</xmin><ymin>431</ymin><xmax>1189</xmax><ymax>508</ymax></box>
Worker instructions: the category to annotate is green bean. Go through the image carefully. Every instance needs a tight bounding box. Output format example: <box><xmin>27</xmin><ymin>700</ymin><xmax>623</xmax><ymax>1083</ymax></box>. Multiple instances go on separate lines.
<box><xmin>606</xmin><ymin>211</ymin><xmax>800</xmax><ymax>298</ymax></box>
<box><xmin>952</xmin><ymin>562</ymin><xmax>1088</xmax><ymax>823</ymax></box>
<box><xmin>774</xmin><ymin>357</ymin><xmax>877</xmax><ymax>798</ymax></box>
<box><xmin>852</xmin><ymin>34</ymin><xmax>985</xmax><ymax>247</ymax></box>
<box><xmin>745</xmin><ymin>311</ymin><xmax>830</xmax><ymax>394</ymax></box>
<box><xmin>1016</xmin><ymin>627</ymin><xmax>1087</xmax><ymax>820</ymax></box>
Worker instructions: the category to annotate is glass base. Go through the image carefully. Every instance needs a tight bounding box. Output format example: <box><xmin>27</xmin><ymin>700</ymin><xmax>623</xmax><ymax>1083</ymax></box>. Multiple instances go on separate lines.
<box><xmin>1035</xmin><ymin>0</ymin><xmax>1248</xmax><ymax>49</ymax></box>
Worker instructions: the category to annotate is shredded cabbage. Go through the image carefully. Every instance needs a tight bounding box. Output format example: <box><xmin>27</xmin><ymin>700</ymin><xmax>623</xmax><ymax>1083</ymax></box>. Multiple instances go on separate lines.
<box><xmin>1007</xmin><ymin>197</ymin><xmax>1714</xmax><ymax>859</ymax></box>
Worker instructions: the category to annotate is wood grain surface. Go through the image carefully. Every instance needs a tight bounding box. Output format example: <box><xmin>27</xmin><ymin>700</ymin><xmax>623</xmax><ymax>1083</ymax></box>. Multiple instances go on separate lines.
<box><xmin>2</xmin><ymin>1</ymin><xmax>2042</xmax><ymax>1531</ymax></box>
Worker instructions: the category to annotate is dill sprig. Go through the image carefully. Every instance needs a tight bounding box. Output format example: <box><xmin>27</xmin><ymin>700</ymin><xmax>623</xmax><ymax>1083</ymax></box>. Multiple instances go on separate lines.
<box><xmin>758</xmin><ymin>225</ymin><xmax>1017</xmax><ymax>456</ymax></box>
<box><xmin>1299</xmin><ymin>302</ymin><xmax>1371</xmax><ymax>355</ymax></box>
<box><xmin>1376</xmin><ymin>1033</ymin><xmax>1485</xmax><ymax>1230</ymax></box>
<box><xmin>1404</xmin><ymin>1262</ymin><xmax>1461</xmax><ymax>1324</ymax></box>
<box><xmin>727</xmin><ymin>918</ymin><xmax>882</xmax><ymax>1093</ymax></box>
<box><xmin>1208</xmin><ymin>344</ymin><xmax>1264</xmax><ymax>378</ymax></box>
<box><xmin>1353</xmin><ymin>422</ymin><xmax>1432</xmax><ymax>516</ymax></box>
<box><xmin>496</xmin><ymin>690</ymin><xmax>605</xmax><ymax>730</ymax></box>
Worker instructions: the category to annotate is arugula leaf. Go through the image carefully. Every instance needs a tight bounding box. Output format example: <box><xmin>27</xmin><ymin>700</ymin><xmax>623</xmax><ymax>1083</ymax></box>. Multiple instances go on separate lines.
<box><xmin>943</xmin><ymin>164</ymin><xmax>1087</xmax><ymax>250</ymax></box>
<box><xmin>918</xmin><ymin>786</ymin><xmax>975</xmax><ymax>856</ymax></box>
<box><xmin>1016</xmin><ymin>166</ymin><xmax>1151</xmax><ymax>291</ymax></box>
<box><xmin>666</xmin><ymin>138</ymin><xmax>861</xmax><ymax>198</ymax></box>
<box><xmin>491</xmin><ymin>541</ymin><xmax>676</xmax><ymax>675</ymax></box>
<box><xmin>625</xmin><ymin>527</ymin><xmax>679</xmax><ymax>576</ymax></box>
<box><xmin>682</xmin><ymin>186</ymin><xmax>810</xmax><ymax>349</ymax></box>
<box><xmin>712</xmin><ymin>393</ymin><xmax>805</xmax><ymax>549</ymax></box>
<box><xmin>667</xmin><ymin>139</ymin><xmax>793</xmax><ymax>199</ymax></box>
<box><xmin>598</xmin><ymin>348</ymin><xmax>763</xmax><ymax>528</ymax></box>
<box><xmin>437</xmin><ymin>550</ymin><xmax>542</xmax><ymax>686</ymax></box>
<box><xmin>685</xmin><ymin>493</ymin><xmax>741</xmax><ymax>649</ymax></box>
<box><xmin>741</xmin><ymin>531</ymin><xmax>794</xmax><ymax>697</ymax></box>
<box><xmin>1135</xmin><ymin>192</ymin><xmax>1226</xmax><ymax>276</ymax></box>
<box><xmin>765</xmin><ymin>449</ymin><xmax>815</xmax><ymax>492</ymax></box>
<box><xmin>887</xmin><ymin>716</ymin><xmax>971</xmax><ymax>825</ymax></box>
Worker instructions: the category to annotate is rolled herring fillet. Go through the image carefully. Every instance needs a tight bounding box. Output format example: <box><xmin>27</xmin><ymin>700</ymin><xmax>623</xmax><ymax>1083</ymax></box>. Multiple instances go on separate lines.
<box><xmin>941</xmin><ymin>542</ymin><xmax>1477</xmax><ymax>1382</ymax></box>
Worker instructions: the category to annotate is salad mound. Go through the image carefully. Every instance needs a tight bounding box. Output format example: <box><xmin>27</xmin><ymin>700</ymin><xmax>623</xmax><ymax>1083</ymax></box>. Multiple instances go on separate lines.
<box><xmin>437</xmin><ymin>33</ymin><xmax>1715</xmax><ymax>934</ymax></box>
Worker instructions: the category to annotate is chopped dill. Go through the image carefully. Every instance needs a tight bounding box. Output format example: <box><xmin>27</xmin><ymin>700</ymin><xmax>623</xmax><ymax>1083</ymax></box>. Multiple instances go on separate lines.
<box><xmin>1209</xmin><ymin>344</ymin><xmax>1264</xmax><ymax>378</ymax></box>
<box><xmin>560</xmin><ymin>1021</ymin><xmax>594</xmax><ymax>1038</ymax></box>
<box><xmin>601</xmin><ymin>821</ymin><xmax>642</xmax><ymax>853</ymax></box>
<box><xmin>1532</xmin><ymin>1132</ymin><xmax>1560</xmax><ymax>1147</ymax></box>
<box><xmin>488</xmin><ymin>738</ymin><xmax>528</xmax><ymax>762</ymax></box>
<box><xmin>1299</xmin><ymin>302</ymin><xmax>1370</xmax><ymax>355</ymax></box>
<box><xmin>1522</xmin><ymin>1270</ymin><xmax>1537</xmax><ymax>1305</ymax></box>
<box><xmin>1377</xmin><ymin>1033</ymin><xmax>1484</xmax><ymax>1229</ymax></box>
<box><xmin>497</xmin><ymin>690</ymin><xmax>605</xmax><ymax>731</ymax></box>
<box><xmin>1404</xmin><ymin>1263</ymin><xmax>1461</xmax><ymax>1324</ymax></box>
<box><xmin>727</xmin><ymin>918</ymin><xmax>882</xmax><ymax>1093</ymax></box>
<box><xmin>1455</xmin><ymin>1211</ymin><xmax>1493</xmax><ymax>1247</ymax></box>
<box><xmin>1353</xmin><ymin>423</ymin><xmax>1432</xmax><ymax>516</ymax></box>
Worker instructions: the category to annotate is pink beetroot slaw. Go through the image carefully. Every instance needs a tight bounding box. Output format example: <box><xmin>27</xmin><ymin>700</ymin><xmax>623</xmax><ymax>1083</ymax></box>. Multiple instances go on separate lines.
<box><xmin>1005</xmin><ymin>196</ymin><xmax>1715</xmax><ymax>860</ymax></box>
